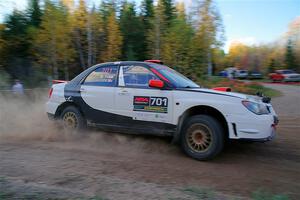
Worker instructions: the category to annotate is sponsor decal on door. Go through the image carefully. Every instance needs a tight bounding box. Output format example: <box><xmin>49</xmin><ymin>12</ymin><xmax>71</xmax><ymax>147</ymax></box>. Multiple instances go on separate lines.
<box><xmin>133</xmin><ymin>96</ymin><xmax>168</xmax><ymax>113</ymax></box>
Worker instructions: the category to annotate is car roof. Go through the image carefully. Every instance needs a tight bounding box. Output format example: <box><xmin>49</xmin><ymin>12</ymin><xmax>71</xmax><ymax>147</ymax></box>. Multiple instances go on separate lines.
<box><xmin>96</xmin><ymin>61</ymin><xmax>151</xmax><ymax>66</ymax></box>
<box><xmin>68</xmin><ymin>61</ymin><xmax>154</xmax><ymax>86</ymax></box>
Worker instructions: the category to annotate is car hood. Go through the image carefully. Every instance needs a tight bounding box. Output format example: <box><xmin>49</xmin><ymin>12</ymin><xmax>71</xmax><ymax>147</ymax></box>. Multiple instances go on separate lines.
<box><xmin>184</xmin><ymin>88</ymin><xmax>262</xmax><ymax>103</ymax></box>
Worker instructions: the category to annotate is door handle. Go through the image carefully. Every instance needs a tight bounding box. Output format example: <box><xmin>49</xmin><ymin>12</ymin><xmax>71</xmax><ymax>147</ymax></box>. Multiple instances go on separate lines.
<box><xmin>118</xmin><ymin>90</ymin><xmax>129</xmax><ymax>96</ymax></box>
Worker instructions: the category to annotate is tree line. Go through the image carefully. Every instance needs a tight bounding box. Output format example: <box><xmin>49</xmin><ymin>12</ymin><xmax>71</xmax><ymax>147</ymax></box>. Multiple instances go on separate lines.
<box><xmin>0</xmin><ymin>0</ymin><xmax>299</xmax><ymax>88</ymax></box>
<box><xmin>0</xmin><ymin>0</ymin><xmax>224</xmax><ymax>87</ymax></box>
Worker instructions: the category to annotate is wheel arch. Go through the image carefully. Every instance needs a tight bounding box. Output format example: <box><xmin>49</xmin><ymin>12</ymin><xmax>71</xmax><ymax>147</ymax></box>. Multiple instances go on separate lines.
<box><xmin>54</xmin><ymin>102</ymin><xmax>85</xmax><ymax>119</ymax></box>
<box><xmin>172</xmin><ymin>105</ymin><xmax>229</xmax><ymax>144</ymax></box>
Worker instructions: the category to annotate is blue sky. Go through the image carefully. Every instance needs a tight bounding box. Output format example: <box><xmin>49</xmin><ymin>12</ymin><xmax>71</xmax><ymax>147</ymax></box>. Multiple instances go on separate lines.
<box><xmin>216</xmin><ymin>0</ymin><xmax>300</xmax><ymax>51</ymax></box>
<box><xmin>0</xmin><ymin>0</ymin><xmax>299</xmax><ymax>52</ymax></box>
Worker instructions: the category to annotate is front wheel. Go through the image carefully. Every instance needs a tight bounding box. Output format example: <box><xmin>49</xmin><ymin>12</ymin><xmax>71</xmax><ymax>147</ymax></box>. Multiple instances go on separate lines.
<box><xmin>61</xmin><ymin>106</ymin><xmax>86</xmax><ymax>133</ymax></box>
<box><xmin>181</xmin><ymin>115</ymin><xmax>224</xmax><ymax>161</ymax></box>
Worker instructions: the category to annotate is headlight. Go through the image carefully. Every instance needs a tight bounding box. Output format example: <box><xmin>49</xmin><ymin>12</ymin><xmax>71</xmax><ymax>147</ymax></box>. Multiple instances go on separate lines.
<box><xmin>242</xmin><ymin>100</ymin><xmax>270</xmax><ymax>115</ymax></box>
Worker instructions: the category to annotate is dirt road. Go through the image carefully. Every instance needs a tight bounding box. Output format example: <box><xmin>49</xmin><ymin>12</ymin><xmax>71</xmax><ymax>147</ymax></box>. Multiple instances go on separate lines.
<box><xmin>0</xmin><ymin>85</ymin><xmax>299</xmax><ymax>200</ymax></box>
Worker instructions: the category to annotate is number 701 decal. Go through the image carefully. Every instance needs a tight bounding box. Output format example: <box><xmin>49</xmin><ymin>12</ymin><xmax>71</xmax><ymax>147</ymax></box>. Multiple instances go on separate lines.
<box><xmin>150</xmin><ymin>97</ymin><xmax>168</xmax><ymax>107</ymax></box>
<box><xmin>133</xmin><ymin>96</ymin><xmax>168</xmax><ymax>113</ymax></box>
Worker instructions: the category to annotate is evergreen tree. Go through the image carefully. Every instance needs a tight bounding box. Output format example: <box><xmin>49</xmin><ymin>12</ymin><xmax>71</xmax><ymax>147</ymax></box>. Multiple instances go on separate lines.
<box><xmin>189</xmin><ymin>0</ymin><xmax>224</xmax><ymax>79</ymax></box>
<box><xmin>140</xmin><ymin>0</ymin><xmax>154</xmax><ymax>29</ymax></box>
<box><xmin>71</xmin><ymin>0</ymin><xmax>88</xmax><ymax>69</ymax></box>
<box><xmin>161</xmin><ymin>0</ymin><xmax>175</xmax><ymax>26</ymax></box>
<box><xmin>161</xmin><ymin>2</ymin><xmax>193</xmax><ymax>74</ymax></box>
<box><xmin>140</xmin><ymin>0</ymin><xmax>154</xmax><ymax>59</ymax></box>
<box><xmin>120</xmin><ymin>1</ymin><xmax>144</xmax><ymax>60</ymax></box>
<box><xmin>27</xmin><ymin>0</ymin><xmax>43</xmax><ymax>27</ymax></box>
<box><xmin>2</xmin><ymin>10</ymin><xmax>30</xmax><ymax>80</ymax></box>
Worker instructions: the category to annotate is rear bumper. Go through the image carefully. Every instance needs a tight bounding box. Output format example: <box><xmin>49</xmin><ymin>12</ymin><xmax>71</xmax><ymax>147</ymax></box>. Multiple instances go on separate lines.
<box><xmin>47</xmin><ymin>113</ymin><xmax>56</xmax><ymax>120</ymax></box>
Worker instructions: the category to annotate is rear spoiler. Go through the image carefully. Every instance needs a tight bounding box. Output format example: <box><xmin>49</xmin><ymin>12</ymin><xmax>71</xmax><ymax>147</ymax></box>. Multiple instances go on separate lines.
<box><xmin>212</xmin><ymin>87</ymin><xmax>231</xmax><ymax>92</ymax></box>
<box><xmin>52</xmin><ymin>80</ymin><xmax>68</xmax><ymax>84</ymax></box>
<box><xmin>144</xmin><ymin>60</ymin><xmax>164</xmax><ymax>64</ymax></box>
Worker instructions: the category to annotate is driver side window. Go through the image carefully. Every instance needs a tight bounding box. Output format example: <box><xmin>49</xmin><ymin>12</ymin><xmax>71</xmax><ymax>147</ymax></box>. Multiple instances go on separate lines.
<box><xmin>119</xmin><ymin>65</ymin><xmax>159</xmax><ymax>88</ymax></box>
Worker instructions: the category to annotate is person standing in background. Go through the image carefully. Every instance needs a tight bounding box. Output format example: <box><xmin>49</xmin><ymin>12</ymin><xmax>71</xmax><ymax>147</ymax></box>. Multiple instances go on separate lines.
<box><xmin>12</xmin><ymin>79</ymin><xmax>24</xmax><ymax>95</ymax></box>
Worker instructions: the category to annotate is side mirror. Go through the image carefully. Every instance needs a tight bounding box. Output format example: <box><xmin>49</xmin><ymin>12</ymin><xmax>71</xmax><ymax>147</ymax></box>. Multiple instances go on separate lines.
<box><xmin>149</xmin><ymin>79</ymin><xmax>164</xmax><ymax>89</ymax></box>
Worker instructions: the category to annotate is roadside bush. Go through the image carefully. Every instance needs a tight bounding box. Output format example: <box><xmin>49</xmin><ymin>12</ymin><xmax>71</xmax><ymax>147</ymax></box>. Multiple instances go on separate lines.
<box><xmin>0</xmin><ymin>70</ymin><xmax>10</xmax><ymax>90</ymax></box>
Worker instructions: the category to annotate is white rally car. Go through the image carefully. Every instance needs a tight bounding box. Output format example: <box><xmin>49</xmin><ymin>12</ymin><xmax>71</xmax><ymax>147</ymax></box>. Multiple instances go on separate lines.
<box><xmin>46</xmin><ymin>61</ymin><xmax>278</xmax><ymax>160</ymax></box>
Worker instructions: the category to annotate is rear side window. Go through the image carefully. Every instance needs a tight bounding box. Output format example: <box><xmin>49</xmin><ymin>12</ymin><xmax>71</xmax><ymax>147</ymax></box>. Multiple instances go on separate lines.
<box><xmin>83</xmin><ymin>66</ymin><xmax>118</xmax><ymax>87</ymax></box>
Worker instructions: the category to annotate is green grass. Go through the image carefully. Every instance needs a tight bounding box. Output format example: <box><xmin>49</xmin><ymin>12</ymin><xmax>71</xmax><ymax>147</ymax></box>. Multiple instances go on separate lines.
<box><xmin>0</xmin><ymin>177</ymin><xmax>6</xmax><ymax>183</ymax></box>
<box><xmin>199</xmin><ymin>76</ymin><xmax>282</xmax><ymax>98</ymax></box>
<box><xmin>87</xmin><ymin>196</ymin><xmax>108</xmax><ymax>200</ymax></box>
<box><xmin>251</xmin><ymin>190</ymin><xmax>290</xmax><ymax>200</ymax></box>
<box><xmin>247</xmin><ymin>83</ymin><xmax>282</xmax><ymax>98</ymax></box>
<box><xmin>183</xmin><ymin>186</ymin><xmax>216</xmax><ymax>199</ymax></box>
<box><xmin>0</xmin><ymin>191</ymin><xmax>15</xmax><ymax>200</ymax></box>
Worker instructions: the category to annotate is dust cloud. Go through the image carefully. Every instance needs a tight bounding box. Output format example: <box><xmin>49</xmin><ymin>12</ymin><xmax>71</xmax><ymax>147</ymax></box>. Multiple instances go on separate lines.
<box><xmin>0</xmin><ymin>89</ymin><xmax>176</xmax><ymax>154</ymax></box>
<box><xmin>0</xmin><ymin>89</ymin><xmax>60</xmax><ymax>141</ymax></box>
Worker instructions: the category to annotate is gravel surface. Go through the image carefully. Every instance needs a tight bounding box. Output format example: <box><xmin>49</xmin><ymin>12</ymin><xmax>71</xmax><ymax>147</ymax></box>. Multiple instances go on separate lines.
<box><xmin>0</xmin><ymin>85</ymin><xmax>299</xmax><ymax>200</ymax></box>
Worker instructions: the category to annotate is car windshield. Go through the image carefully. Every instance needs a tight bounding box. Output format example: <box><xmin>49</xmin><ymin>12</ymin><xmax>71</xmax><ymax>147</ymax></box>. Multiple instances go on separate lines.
<box><xmin>150</xmin><ymin>64</ymin><xmax>200</xmax><ymax>88</ymax></box>
<box><xmin>282</xmin><ymin>70</ymin><xmax>295</xmax><ymax>74</ymax></box>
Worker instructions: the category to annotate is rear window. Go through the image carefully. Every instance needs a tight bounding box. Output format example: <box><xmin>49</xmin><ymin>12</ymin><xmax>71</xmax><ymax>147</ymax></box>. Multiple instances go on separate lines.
<box><xmin>83</xmin><ymin>66</ymin><xmax>118</xmax><ymax>87</ymax></box>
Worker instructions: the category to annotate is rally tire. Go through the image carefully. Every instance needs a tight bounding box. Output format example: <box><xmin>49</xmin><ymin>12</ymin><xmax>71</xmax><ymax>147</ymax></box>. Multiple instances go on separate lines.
<box><xmin>180</xmin><ymin>115</ymin><xmax>224</xmax><ymax>161</ymax></box>
<box><xmin>61</xmin><ymin>106</ymin><xmax>86</xmax><ymax>133</ymax></box>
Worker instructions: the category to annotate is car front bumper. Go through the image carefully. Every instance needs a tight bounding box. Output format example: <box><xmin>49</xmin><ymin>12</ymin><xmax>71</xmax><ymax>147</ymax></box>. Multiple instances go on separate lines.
<box><xmin>238</xmin><ymin>125</ymin><xmax>276</xmax><ymax>142</ymax></box>
<box><xmin>228</xmin><ymin>113</ymin><xmax>278</xmax><ymax>142</ymax></box>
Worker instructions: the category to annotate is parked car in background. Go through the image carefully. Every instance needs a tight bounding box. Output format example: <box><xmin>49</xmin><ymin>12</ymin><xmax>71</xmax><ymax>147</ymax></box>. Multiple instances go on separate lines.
<box><xmin>218</xmin><ymin>70</ymin><xmax>228</xmax><ymax>77</ymax></box>
<box><xmin>269</xmin><ymin>70</ymin><xmax>300</xmax><ymax>82</ymax></box>
<box><xmin>248</xmin><ymin>71</ymin><xmax>263</xmax><ymax>79</ymax></box>
<box><xmin>235</xmin><ymin>70</ymin><xmax>248</xmax><ymax>79</ymax></box>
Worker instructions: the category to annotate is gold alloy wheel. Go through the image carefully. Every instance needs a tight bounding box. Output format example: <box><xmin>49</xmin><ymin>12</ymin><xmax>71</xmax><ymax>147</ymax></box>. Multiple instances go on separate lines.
<box><xmin>186</xmin><ymin>123</ymin><xmax>212</xmax><ymax>152</ymax></box>
<box><xmin>63</xmin><ymin>112</ymin><xmax>78</xmax><ymax>130</ymax></box>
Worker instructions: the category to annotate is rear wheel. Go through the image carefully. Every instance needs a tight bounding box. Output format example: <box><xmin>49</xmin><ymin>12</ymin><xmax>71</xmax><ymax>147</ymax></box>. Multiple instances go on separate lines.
<box><xmin>181</xmin><ymin>115</ymin><xmax>224</xmax><ymax>160</ymax></box>
<box><xmin>61</xmin><ymin>106</ymin><xmax>86</xmax><ymax>133</ymax></box>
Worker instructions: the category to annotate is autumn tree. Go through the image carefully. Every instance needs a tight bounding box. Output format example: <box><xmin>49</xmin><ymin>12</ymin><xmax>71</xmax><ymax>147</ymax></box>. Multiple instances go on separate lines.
<box><xmin>285</xmin><ymin>39</ymin><xmax>297</xmax><ymax>70</ymax></box>
<box><xmin>33</xmin><ymin>0</ymin><xmax>74</xmax><ymax>80</ymax></box>
<box><xmin>87</xmin><ymin>5</ymin><xmax>104</xmax><ymax>66</ymax></box>
<box><xmin>148</xmin><ymin>0</ymin><xmax>175</xmax><ymax>59</ymax></box>
<box><xmin>102</xmin><ymin>7</ymin><xmax>123</xmax><ymax>61</ymax></box>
